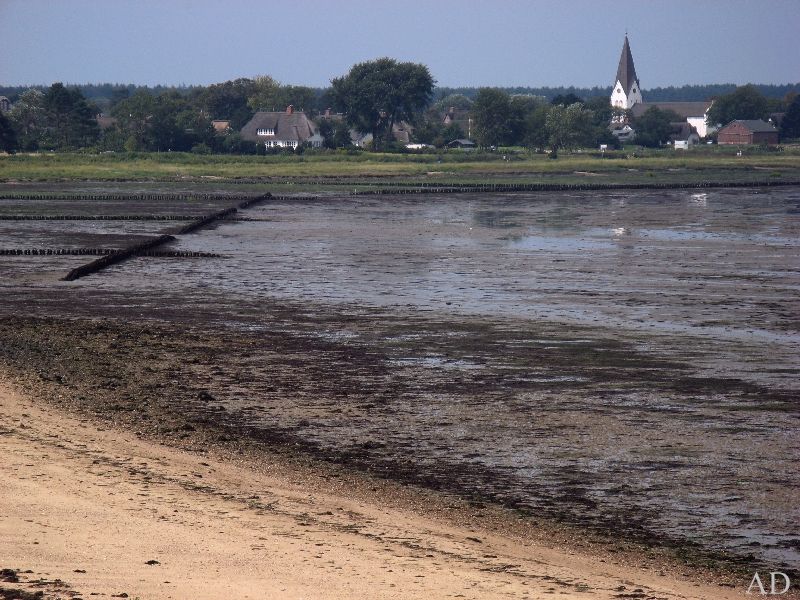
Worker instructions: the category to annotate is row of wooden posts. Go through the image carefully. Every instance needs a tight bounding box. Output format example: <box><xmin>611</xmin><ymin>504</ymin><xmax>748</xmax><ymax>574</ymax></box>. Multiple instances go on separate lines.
<box><xmin>59</xmin><ymin>194</ymin><xmax>272</xmax><ymax>281</ymax></box>
<box><xmin>2</xmin><ymin>178</ymin><xmax>798</xmax><ymax>204</ymax></box>
<box><xmin>0</xmin><ymin>248</ymin><xmax>220</xmax><ymax>258</ymax></box>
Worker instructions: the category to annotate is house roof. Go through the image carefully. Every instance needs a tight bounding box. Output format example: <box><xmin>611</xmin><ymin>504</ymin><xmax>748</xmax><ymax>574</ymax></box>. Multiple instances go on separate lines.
<box><xmin>722</xmin><ymin>119</ymin><xmax>777</xmax><ymax>133</ymax></box>
<box><xmin>211</xmin><ymin>120</ymin><xmax>231</xmax><ymax>132</ymax></box>
<box><xmin>95</xmin><ymin>114</ymin><xmax>118</xmax><ymax>130</ymax></box>
<box><xmin>630</xmin><ymin>101</ymin><xmax>712</xmax><ymax>119</ymax></box>
<box><xmin>615</xmin><ymin>35</ymin><xmax>639</xmax><ymax>92</ymax></box>
<box><xmin>240</xmin><ymin>110</ymin><xmax>316</xmax><ymax>142</ymax></box>
<box><xmin>669</xmin><ymin>122</ymin><xmax>698</xmax><ymax>141</ymax></box>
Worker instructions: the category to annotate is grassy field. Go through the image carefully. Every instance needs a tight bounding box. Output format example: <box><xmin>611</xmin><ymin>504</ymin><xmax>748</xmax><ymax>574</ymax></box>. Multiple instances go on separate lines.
<box><xmin>1</xmin><ymin>148</ymin><xmax>800</xmax><ymax>188</ymax></box>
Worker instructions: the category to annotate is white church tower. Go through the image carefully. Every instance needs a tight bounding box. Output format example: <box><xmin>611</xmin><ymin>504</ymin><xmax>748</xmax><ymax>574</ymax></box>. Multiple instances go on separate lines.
<box><xmin>610</xmin><ymin>35</ymin><xmax>643</xmax><ymax>110</ymax></box>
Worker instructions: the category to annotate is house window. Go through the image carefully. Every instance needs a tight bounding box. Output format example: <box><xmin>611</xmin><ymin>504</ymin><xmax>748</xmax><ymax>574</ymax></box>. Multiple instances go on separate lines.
<box><xmin>257</xmin><ymin>128</ymin><xmax>275</xmax><ymax>136</ymax></box>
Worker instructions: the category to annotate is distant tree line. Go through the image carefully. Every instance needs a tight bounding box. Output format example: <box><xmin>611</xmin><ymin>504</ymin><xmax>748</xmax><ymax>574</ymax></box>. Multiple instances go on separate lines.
<box><xmin>1</xmin><ymin>72</ymin><xmax>799</xmax><ymax>154</ymax></box>
<box><xmin>433</xmin><ymin>83</ymin><xmax>800</xmax><ymax>103</ymax></box>
<box><xmin>3</xmin><ymin>82</ymin><xmax>798</xmax><ymax>113</ymax></box>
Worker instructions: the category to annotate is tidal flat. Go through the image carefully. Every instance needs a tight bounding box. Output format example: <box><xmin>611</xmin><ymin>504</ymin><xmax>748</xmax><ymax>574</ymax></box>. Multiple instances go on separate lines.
<box><xmin>1</xmin><ymin>185</ymin><xmax>798</xmax><ymax>575</ymax></box>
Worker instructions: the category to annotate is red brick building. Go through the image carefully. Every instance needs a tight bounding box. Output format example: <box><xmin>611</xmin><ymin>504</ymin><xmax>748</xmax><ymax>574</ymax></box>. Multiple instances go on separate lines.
<box><xmin>717</xmin><ymin>120</ymin><xmax>779</xmax><ymax>145</ymax></box>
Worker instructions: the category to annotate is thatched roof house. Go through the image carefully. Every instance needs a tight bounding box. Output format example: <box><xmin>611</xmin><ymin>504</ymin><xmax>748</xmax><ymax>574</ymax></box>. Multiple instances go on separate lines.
<box><xmin>240</xmin><ymin>106</ymin><xmax>316</xmax><ymax>148</ymax></box>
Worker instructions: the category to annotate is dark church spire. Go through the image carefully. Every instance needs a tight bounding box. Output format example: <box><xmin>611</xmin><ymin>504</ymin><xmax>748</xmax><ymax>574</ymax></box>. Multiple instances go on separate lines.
<box><xmin>615</xmin><ymin>35</ymin><xmax>639</xmax><ymax>92</ymax></box>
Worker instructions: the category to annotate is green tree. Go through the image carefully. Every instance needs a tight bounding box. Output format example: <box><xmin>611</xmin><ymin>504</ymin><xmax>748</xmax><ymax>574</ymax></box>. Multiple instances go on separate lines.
<box><xmin>433</xmin><ymin>93</ymin><xmax>473</xmax><ymax>112</ymax></box>
<box><xmin>442</xmin><ymin>122</ymin><xmax>464</xmax><ymax>142</ymax></box>
<box><xmin>508</xmin><ymin>96</ymin><xmax>544</xmax><ymax>146</ymax></box>
<box><xmin>332</xmin><ymin>122</ymin><xmax>352</xmax><ymax>148</ymax></box>
<box><xmin>330</xmin><ymin>58</ymin><xmax>435</xmax><ymax>150</ymax></box>
<box><xmin>584</xmin><ymin>96</ymin><xmax>613</xmax><ymax>128</ymax></box>
<box><xmin>279</xmin><ymin>85</ymin><xmax>318</xmax><ymax>113</ymax></box>
<box><xmin>43</xmin><ymin>83</ymin><xmax>99</xmax><ymax>149</ymax></box>
<box><xmin>111</xmin><ymin>91</ymin><xmax>156</xmax><ymax>150</ymax></box>
<box><xmin>247</xmin><ymin>76</ymin><xmax>318</xmax><ymax>113</ymax></box>
<box><xmin>780</xmin><ymin>94</ymin><xmax>800</xmax><ymax>139</ymax></box>
<box><xmin>221</xmin><ymin>132</ymin><xmax>257</xmax><ymax>154</ymax></box>
<box><xmin>193</xmin><ymin>78</ymin><xmax>254</xmax><ymax>129</ymax></box>
<box><xmin>411</xmin><ymin>108</ymin><xmax>444</xmax><ymax>145</ymax></box>
<box><xmin>472</xmin><ymin>88</ymin><xmax>511</xmax><ymax>147</ymax></box>
<box><xmin>633</xmin><ymin>106</ymin><xmax>681</xmax><ymax>147</ymax></box>
<box><xmin>8</xmin><ymin>89</ymin><xmax>46</xmax><ymax>150</ymax></box>
<box><xmin>583</xmin><ymin>97</ymin><xmax>621</xmax><ymax>148</ymax></box>
<box><xmin>317</xmin><ymin>118</ymin><xmax>352</xmax><ymax>149</ymax></box>
<box><xmin>707</xmin><ymin>84</ymin><xmax>769</xmax><ymax>126</ymax></box>
<box><xmin>523</xmin><ymin>103</ymin><xmax>550</xmax><ymax>150</ymax></box>
<box><xmin>246</xmin><ymin>75</ymin><xmax>282</xmax><ymax>111</ymax></box>
<box><xmin>551</xmin><ymin>93</ymin><xmax>584</xmax><ymax>106</ymax></box>
<box><xmin>0</xmin><ymin>111</ymin><xmax>18</xmax><ymax>152</ymax></box>
<box><xmin>546</xmin><ymin>103</ymin><xmax>592</xmax><ymax>154</ymax></box>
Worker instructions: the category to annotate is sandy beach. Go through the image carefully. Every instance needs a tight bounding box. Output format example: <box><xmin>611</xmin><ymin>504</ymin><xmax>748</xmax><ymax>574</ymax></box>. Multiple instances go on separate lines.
<box><xmin>0</xmin><ymin>376</ymin><xmax>760</xmax><ymax>600</ymax></box>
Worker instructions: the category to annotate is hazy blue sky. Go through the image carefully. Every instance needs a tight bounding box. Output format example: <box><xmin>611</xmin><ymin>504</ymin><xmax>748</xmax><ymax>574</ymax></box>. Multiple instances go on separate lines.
<box><xmin>1</xmin><ymin>0</ymin><xmax>798</xmax><ymax>89</ymax></box>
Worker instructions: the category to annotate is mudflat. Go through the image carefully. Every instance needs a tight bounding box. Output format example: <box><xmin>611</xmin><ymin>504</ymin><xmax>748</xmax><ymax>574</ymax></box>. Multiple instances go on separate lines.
<box><xmin>1</xmin><ymin>184</ymin><xmax>798</xmax><ymax>597</ymax></box>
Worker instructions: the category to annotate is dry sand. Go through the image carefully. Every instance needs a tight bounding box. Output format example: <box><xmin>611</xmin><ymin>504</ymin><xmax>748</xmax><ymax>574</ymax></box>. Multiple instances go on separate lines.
<box><xmin>0</xmin><ymin>379</ymin><xmax>761</xmax><ymax>600</ymax></box>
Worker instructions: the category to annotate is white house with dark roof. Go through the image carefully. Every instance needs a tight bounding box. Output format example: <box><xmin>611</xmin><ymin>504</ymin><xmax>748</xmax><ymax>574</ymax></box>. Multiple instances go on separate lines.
<box><xmin>631</xmin><ymin>101</ymin><xmax>715</xmax><ymax>138</ymax></box>
<box><xmin>240</xmin><ymin>106</ymin><xmax>317</xmax><ymax>149</ymax></box>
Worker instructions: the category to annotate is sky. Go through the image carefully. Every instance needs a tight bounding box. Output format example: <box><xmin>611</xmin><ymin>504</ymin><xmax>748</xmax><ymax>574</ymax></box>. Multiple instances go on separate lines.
<box><xmin>1</xmin><ymin>0</ymin><xmax>798</xmax><ymax>89</ymax></box>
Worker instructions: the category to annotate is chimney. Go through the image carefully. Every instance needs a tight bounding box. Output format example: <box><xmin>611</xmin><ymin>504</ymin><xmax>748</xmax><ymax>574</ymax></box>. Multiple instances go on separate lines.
<box><xmin>449</xmin><ymin>106</ymin><xmax>455</xmax><ymax>114</ymax></box>
<box><xmin>286</xmin><ymin>105</ymin><xmax>294</xmax><ymax>115</ymax></box>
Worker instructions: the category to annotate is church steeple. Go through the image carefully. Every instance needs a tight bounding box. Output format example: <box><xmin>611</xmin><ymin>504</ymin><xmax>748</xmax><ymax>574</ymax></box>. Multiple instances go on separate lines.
<box><xmin>610</xmin><ymin>35</ymin><xmax>643</xmax><ymax>110</ymax></box>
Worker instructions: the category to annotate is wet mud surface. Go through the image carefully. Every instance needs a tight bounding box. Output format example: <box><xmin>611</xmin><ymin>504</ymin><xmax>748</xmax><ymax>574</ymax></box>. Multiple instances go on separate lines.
<box><xmin>1</xmin><ymin>185</ymin><xmax>798</xmax><ymax>574</ymax></box>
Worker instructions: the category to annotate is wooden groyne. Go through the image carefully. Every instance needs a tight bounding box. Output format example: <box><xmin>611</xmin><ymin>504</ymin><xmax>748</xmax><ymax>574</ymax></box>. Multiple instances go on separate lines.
<box><xmin>0</xmin><ymin>192</ymin><xmax>264</xmax><ymax>201</ymax></box>
<box><xmin>0</xmin><ymin>248</ymin><xmax>219</xmax><ymax>258</ymax></box>
<box><xmin>0</xmin><ymin>214</ymin><xmax>202</xmax><ymax>221</ymax></box>
<box><xmin>62</xmin><ymin>235</ymin><xmax>177</xmax><ymax>281</ymax></box>
<box><xmin>56</xmin><ymin>193</ymin><xmax>272</xmax><ymax>281</ymax></box>
<box><xmin>349</xmin><ymin>179</ymin><xmax>800</xmax><ymax>196</ymax></box>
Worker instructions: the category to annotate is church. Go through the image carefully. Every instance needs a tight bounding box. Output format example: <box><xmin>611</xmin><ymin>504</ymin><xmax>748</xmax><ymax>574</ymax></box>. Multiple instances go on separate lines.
<box><xmin>609</xmin><ymin>36</ymin><xmax>715</xmax><ymax>139</ymax></box>
<box><xmin>611</xmin><ymin>35</ymin><xmax>642</xmax><ymax>110</ymax></box>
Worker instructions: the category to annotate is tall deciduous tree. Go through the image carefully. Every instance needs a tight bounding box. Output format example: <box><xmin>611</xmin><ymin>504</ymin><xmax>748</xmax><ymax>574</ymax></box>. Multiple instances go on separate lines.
<box><xmin>523</xmin><ymin>103</ymin><xmax>550</xmax><ymax>150</ymax></box>
<box><xmin>780</xmin><ymin>94</ymin><xmax>800</xmax><ymax>139</ymax></box>
<box><xmin>433</xmin><ymin>93</ymin><xmax>473</xmax><ymax>113</ymax></box>
<box><xmin>0</xmin><ymin>112</ymin><xmax>18</xmax><ymax>152</ymax></box>
<box><xmin>247</xmin><ymin>76</ymin><xmax>318</xmax><ymax>114</ymax></box>
<box><xmin>633</xmin><ymin>106</ymin><xmax>681</xmax><ymax>147</ymax></box>
<box><xmin>111</xmin><ymin>91</ymin><xmax>156</xmax><ymax>150</ymax></box>
<box><xmin>194</xmin><ymin>78</ymin><xmax>255</xmax><ymax>129</ymax></box>
<box><xmin>43</xmin><ymin>83</ymin><xmax>99</xmax><ymax>149</ymax></box>
<box><xmin>330</xmin><ymin>58</ymin><xmax>434</xmax><ymax>150</ymax></box>
<box><xmin>707</xmin><ymin>85</ymin><xmax>769</xmax><ymax>126</ymax></box>
<box><xmin>472</xmin><ymin>88</ymin><xmax>511</xmax><ymax>147</ymax></box>
<box><xmin>8</xmin><ymin>89</ymin><xmax>46</xmax><ymax>151</ymax></box>
<box><xmin>546</xmin><ymin>103</ymin><xmax>592</xmax><ymax>154</ymax></box>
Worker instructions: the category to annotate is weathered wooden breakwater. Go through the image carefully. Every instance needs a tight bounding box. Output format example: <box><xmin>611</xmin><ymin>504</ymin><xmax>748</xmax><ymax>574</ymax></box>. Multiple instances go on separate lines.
<box><xmin>0</xmin><ymin>215</ymin><xmax>203</xmax><ymax>221</ymax></box>
<box><xmin>349</xmin><ymin>178</ymin><xmax>800</xmax><ymax>196</ymax></box>
<box><xmin>0</xmin><ymin>192</ymin><xmax>253</xmax><ymax>201</ymax></box>
<box><xmin>0</xmin><ymin>248</ymin><xmax>220</xmax><ymax>258</ymax></box>
<box><xmin>56</xmin><ymin>193</ymin><xmax>272</xmax><ymax>281</ymax></box>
